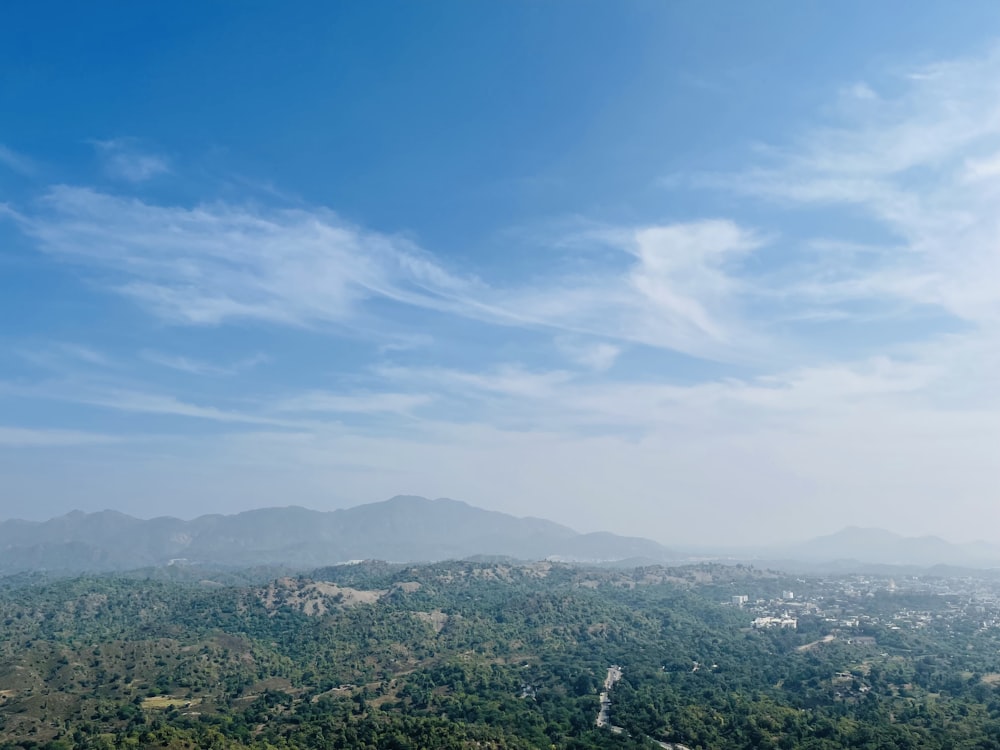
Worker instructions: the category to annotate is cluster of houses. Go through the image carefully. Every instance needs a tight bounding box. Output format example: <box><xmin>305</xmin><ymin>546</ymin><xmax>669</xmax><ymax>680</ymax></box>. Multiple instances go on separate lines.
<box><xmin>752</xmin><ymin>615</ymin><xmax>798</xmax><ymax>629</ymax></box>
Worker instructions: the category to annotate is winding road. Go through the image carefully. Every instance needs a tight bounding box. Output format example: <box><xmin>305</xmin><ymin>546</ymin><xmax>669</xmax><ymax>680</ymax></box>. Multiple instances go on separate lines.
<box><xmin>596</xmin><ymin>665</ymin><xmax>693</xmax><ymax>749</ymax></box>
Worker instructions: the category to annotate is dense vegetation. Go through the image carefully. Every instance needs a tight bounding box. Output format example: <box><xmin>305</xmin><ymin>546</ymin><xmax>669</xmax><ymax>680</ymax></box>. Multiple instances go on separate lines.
<box><xmin>2</xmin><ymin>561</ymin><xmax>1000</xmax><ymax>748</ymax></box>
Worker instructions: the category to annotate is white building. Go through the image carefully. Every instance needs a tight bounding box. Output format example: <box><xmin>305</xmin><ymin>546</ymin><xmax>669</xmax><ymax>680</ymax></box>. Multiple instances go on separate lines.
<box><xmin>752</xmin><ymin>616</ymin><xmax>797</xmax><ymax>629</ymax></box>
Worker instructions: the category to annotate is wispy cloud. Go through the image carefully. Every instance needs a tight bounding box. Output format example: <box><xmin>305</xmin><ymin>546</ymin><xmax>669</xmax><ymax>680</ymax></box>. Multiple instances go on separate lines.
<box><xmin>372</xmin><ymin>351</ymin><xmax>945</xmax><ymax>435</ymax></box>
<box><xmin>555</xmin><ymin>337</ymin><xmax>621</xmax><ymax>371</ymax></box>
<box><xmin>17</xmin><ymin>342</ymin><xmax>115</xmax><ymax>372</ymax></box>
<box><xmin>7</xmin><ymin>43</ymin><xmax>1000</xmax><ymax>541</ymax></box>
<box><xmin>375</xmin><ymin>364</ymin><xmax>575</xmax><ymax>400</ymax></box>
<box><xmin>11</xmin><ymin>186</ymin><xmax>773</xmax><ymax>361</ymax></box>
<box><xmin>179</xmin><ymin>346</ymin><xmax>986</xmax><ymax>543</ymax></box>
<box><xmin>0</xmin><ymin>426</ymin><xmax>119</xmax><ymax>447</ymax></box>
<box><xmin>0</xmin><ymin>144</ymin><xmax>37</xmax><ymax>176</ymax></box>
<box><xmin>16</xmin><ymin>186</ymin><xmax>476</xmax><ymax>329</ymax></box>
<box><xmin>725</xmin><ymin>45</ymin><xmax>1000</xmax><ymax>328</ymax></box>
<box><xmin>272</xmin><ymin>390</ymin><xmax>433</xmax><ymax>415</ymax></box>
<box><xmin>626</xmin><ymin>221</ymin><xmax>761</xmax><ymax>344</ymax></box>
<box><xmin>0</xmin><ymin>378</ymin><xmax>306</xmax><ymax>430</ymax></box>
<box><xmin>141</xmin><ymin>350</ymin><xmax>268</xmax><ymax>376</ymax></box>
<box><xmin>92</xmin><ymin>138</ymin><xmax>170</xmax><ymax>182</ymax></box>
<box><xmin>483</xmin><ymin>220</ymin><xmax>768</xmax><ymax>360</ymax></box>
<box><xmin>73</xmin><ymin>388</ymin><xmax>305</xmax><ymax>428</ymax></box>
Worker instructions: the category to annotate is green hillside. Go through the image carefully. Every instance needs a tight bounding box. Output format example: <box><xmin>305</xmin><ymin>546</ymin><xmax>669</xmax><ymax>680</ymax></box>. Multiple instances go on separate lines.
<box><xmin>3</xmin><ymin>562</ymin><xmax>1000</xmax><ymax>749</ymax></box>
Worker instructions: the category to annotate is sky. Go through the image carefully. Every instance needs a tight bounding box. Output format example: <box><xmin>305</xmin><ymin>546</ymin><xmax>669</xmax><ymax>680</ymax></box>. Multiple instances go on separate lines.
<box><xmin>3</xmin><ymin>2</ymin><xmax>1000</xmax><ymax>545</ymax></box>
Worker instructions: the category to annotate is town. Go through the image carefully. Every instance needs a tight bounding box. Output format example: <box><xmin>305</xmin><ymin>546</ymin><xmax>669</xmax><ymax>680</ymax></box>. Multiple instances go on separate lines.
<box><xmin>725</xmin><ymin>570</ymin><xmax>1000</xmax><ymax>641</ymax></box>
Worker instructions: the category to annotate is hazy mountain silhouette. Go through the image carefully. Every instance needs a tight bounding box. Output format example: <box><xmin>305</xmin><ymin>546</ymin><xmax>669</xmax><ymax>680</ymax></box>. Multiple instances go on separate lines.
<box><xmin>0</xmin><ymin>496</ymin><xmax>672</xmax><ymax>573</ymax></box>
<box><xmin>770</xmin><ymin>526</ymin><xmax>1000</xmax><ymax>568</ymax></box>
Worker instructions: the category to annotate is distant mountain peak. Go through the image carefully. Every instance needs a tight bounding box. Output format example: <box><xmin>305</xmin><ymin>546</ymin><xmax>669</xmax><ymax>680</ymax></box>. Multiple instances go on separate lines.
<box><xmin>782</xmin><ymin>526</ymin><xmax>1000</xmax><ymax>568</ymax></box>
<box><xmin>378</xmin><ymin>495</ymin><xmax>476</xmax><ymax>511</ymax></box>
<box><xmin>0</xmin><ymin>496</ymin><xmax>673</xmax><ymax>574</ymax></box>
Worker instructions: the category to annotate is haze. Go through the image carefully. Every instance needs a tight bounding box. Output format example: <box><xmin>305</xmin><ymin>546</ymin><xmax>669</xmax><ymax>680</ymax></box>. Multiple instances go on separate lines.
<box><xmin>2</xmin><ymin>3</ymin><xmax>1000</xmax><ymax>546</ymax></box>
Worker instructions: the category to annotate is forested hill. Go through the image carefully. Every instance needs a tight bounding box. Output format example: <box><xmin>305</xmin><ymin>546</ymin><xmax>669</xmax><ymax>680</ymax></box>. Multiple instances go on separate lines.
<box><xmin>5</xmin><ymin>560</ymin><xmax>1000</xmax><ymax>749</ymax></box>
<box><xmin>0</xmin><ymin>496</ymin><xmax>672</xmax><ymax>573</ymax></box>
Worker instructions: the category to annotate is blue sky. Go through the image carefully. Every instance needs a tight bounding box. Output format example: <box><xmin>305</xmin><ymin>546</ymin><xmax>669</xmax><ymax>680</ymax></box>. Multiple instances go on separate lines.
<box><xmin>3</xmin><ymin>2</ymin><xmax>1000</xmax><ymax>544</ymax></box>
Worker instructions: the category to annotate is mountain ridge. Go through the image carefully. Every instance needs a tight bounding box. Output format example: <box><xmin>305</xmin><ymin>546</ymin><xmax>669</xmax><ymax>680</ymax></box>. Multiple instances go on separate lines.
<box><xmin>0</xmin><ymin>495</ymin><xmax>671</xmax><ymax>573</ymax></box>
<box><xmin>7</xmin><ymin>500</ymin><xmax>1000</xmax><ymax>574</ymax></box>
<box><xmin>698</xmin><ymin>525</ymin><xmax>1000</xmax><ymax>570</ymax></box>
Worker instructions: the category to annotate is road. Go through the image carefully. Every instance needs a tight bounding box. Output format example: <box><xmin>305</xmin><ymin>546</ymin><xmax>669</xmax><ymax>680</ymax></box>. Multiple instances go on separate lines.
<box><xmin>595</xmin><ymin>665</ymin><xmax>693</xmax><ymax>749</ymax></box>
<box><xmin>595</xmin><ymin>665</ymin><xmax>623</xmax><ymax>728</ymax></box>
<box><xmin>796</xmin><ymin>634</ymin><xmax>836</xmax><ymax>652</ymax></box>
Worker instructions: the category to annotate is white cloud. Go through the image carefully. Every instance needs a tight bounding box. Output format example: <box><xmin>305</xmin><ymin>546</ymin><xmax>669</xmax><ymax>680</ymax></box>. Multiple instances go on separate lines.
<box><xmin>962</xmin><ymin>151</ymin><xmax>1000</xmax><ymax>181</ymax></box>
<box><xmin>88</xmin><ymin>366</ymin><xmax>991</xmax><ymax>544</ymax></box>
<box><xmin>627</xmin><ymin>221</ymin><xmax>760</xmax><ymax>343</ymax></box>
<box><xmin>18</xmin><ymin>342</ymin><xmax>114</xmax><ymax>371</ymax></box>
<box><xmin>58</xmin><ymin>343</ymin><xmax>111</xmax><ymax>366</ymax></box>
<box><xmin>272</xmin><ymin>390</ymin><xmax>433</xmax><ymax>415</ymax></box>
<box><xmin>556</xmin><ymin>338</ymin><xmax>621</xmax><ymax>371</ymax></box>
<box><xmin>0</xmin><ymin>426</ymin><xmax>119</xmax><ymax>447</ymax></box>
<box><xmin>1</xmin><ymin>380</ymin><xmax>306</xmax><ymax>430</ymax></box>
<box><xmin>13</xmin><ymin>188</ymin><xmax>771</xmax><ymax>362</ymax></box>
<box><xmin>17</xmin><ymin>186</ymin><xmax>476</xmax><ymax>329</ymax></box>
<box><xmin>373</xmin><ymin>351</ymin><xmax>946</xmax><ymax>435</ymax></box>
<box><xmin>92</xmin><ymin>138</ymin><xmax>170</xmax><ymax>182</ymax></box>
<box><xmin>0</xmin><ymin>336</ymin><xmax>994</xmax><ymax>541</ymax></box>
<box><xmin>76</xmin><ymin>389</ymin><xmax>306</xmax><ymax>428</ymax></box>
<box><xmin>375</xmin><ymin>364</ymin><xmax>574</xmax><ymax>400</ymax></box>
<box><xmin>842</xmin><ymin>82</ymin><xmax>878</xmax><ymax>102</ymax></box>
<box><xmin>0</xmin><ymin>144</ymin><xmax>36</xmax><ymax>176</ymax></box>
<box><xmin>492</xmin><ymin>219</ymin><xmax>767</xmax><ymax>360</ymax></box>
<box><xmin>8</xmin><ymin>45</ymin><xmax>1000</xmax><ymax>543</ymax></box>
<box><xmin>141</xmin><ymin>350</ymin><xmax>268</xmax><ymax>376</ymax></box>
<box><xmin>728</xmin><ymin>45</ymin><xmax>1000</xmax><ymax>328</ymax></box>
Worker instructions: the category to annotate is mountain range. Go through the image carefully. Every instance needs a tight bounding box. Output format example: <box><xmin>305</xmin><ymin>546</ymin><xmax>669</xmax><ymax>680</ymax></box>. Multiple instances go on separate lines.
<box><xmin>766</xmin><ymin>526</ymin><xmax>1000</xmax><ymax>569</ymax></box>
<box><xmin>4</xmin><ymin>498</ymin><xmax>1000</xmax><ymax>575</ymax></box>
<box><xmin>0</xmin><ymin>495</ymin><xmax>672</xmax><ymax>574</ymax></box>
<box><xmin>672</xmin><ymin>526</ymin><xmax>1000</xmax><ymax>572</ymax></box>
